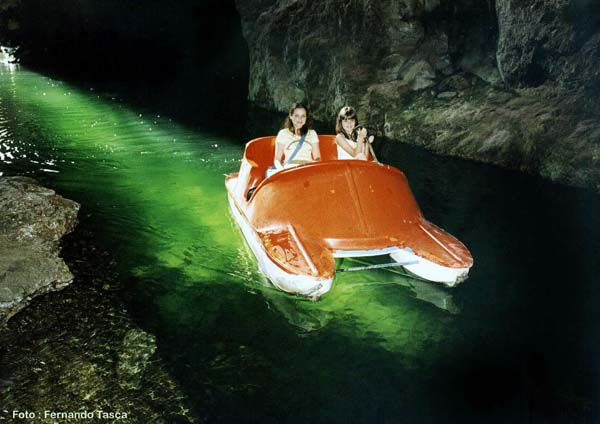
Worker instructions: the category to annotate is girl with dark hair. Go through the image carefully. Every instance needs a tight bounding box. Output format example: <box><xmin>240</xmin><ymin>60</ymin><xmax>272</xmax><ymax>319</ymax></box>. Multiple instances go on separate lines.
<box><xmin>335</xmin><ymin>106</ymin><xmax>371</xmax><ymax>160</ymax></box>
<box><xmin>272</xmin><ymin>102</ymin><xmax>321</xmax><ymax>171</ymax></box>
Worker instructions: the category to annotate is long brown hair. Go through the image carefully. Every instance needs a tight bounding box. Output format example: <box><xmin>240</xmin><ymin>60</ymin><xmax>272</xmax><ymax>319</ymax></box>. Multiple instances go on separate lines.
<box><xmin>282</xmin><ymin>102</ymin><xmax>311</xmax><ymax>136</ymax></box>
<box><xmin>335</xmin><ymin>106</ymin><xmax>359</xmax><ymax>139</ymax></box>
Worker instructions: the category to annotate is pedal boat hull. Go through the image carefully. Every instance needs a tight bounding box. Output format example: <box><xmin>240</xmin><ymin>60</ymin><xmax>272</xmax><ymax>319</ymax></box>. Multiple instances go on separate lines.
<box><xmin>225</xmin><ymin>136</ymin><xmax>473</xmax><ymax>298</ymax></box>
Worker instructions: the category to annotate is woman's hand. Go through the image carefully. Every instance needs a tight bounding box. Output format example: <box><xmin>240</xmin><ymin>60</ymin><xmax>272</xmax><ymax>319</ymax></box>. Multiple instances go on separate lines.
<box><xmin>357</xmin><ymin>127</ymin><xmax>368</xmax><ymax>143</ymax></box>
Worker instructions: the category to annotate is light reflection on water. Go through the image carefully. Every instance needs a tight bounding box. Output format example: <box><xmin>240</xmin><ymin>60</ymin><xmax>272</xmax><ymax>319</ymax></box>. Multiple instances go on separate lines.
<box><xmin>0</xmin><ymin>64</ymin><xmax>460</xmax><ymax>359</ymax></box>
<box><xmin>2</xmin><ymin>63</ymin><xmax>598</xmax><ymax>421</ymax></box>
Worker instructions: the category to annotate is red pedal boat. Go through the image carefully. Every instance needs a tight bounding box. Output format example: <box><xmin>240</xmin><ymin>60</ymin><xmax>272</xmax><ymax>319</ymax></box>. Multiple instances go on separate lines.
<box><xmin>225</xmin><ymin>135</ymin><xmax>473</xmax><ymax>299</ymax></box>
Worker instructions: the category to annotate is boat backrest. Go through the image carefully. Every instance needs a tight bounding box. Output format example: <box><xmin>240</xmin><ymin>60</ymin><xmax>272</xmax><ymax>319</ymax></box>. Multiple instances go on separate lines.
<box><xmin>243</xmin><ymin>135</ymin><xmax>339</xmax><ymax>193</ymax></box>
<box><xmin>319</xmin><ymin>135</ymin><xmax>339</xmax><ymax>162</ymax></box>
<box><xmin>243</xmin><ymin>136</ymin><xmax>276</xmax><ymax>189</ymax></box>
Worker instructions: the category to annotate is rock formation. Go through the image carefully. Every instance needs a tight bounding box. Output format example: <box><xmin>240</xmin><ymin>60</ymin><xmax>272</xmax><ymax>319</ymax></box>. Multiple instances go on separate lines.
<box><xmin>235</xmin><ymin>0</ymin><xmax>600</xmax><ymax>191</ymax></box>
<box><xmin>496</xmin><ymin>0</ymin><xmax>600</xmax><ymax>90</ymax></box>
<box><xmin>0</xmin><ymin>177</ymin><xmax>80</xmax><ymax>324</ymax></box>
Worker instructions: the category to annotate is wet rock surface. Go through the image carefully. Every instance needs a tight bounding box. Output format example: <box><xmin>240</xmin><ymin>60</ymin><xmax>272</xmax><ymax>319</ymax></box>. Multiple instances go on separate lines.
<box><xmin>234</xmin><ymin>0</ymin><xmax>600</xmax><ymax>192</ymax></box>
<box><xmin>0</xmin><ymin>228</ymin><xmax>200</xmax><ymax>423</ymax></box>
<box><xmin>0</xmin><ymin>178</ymin><xmax>199</xmax><ymax>422</ymax></box>
<box><xmin>0</xmin><ymin>176</ymin><xmax>80</xmax><ymax>324</ymax></box>
<box><xmin>378</xmin><ymin>78</ymin><xmax>600</xmax><ymax>191</ymax></box>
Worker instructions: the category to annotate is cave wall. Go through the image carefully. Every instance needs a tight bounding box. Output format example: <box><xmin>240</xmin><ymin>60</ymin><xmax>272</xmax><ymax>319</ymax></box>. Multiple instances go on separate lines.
<box><xmin>496</xmin><ymin>0</ymin><xmax>600</xmax><ymax>90</ymax></box>
<box><xmin>234</xmin><ymin>0</ymin><xmax>599</xmax><ymax>191</ymax></box>
<box><xmin>234</xmin><ymin>0</ymin><xmax>500</xmax><ymax>118</ymax></box>
<box><xmin>234</xmin><ymin>0</ymin><xmax>599</xmax><ymax>116</ymax></box>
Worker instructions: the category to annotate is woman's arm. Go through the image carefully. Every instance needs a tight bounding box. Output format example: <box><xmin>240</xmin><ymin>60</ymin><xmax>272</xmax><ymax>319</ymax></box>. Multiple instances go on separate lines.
<box><xmin>309</xmin><ymin>131</ymin><xmax>321</xmax><ymax>161</ymax></box>
<box><xmin>273</xmin><ymin>132</ymin><xmax>286</xmax><ymax>169</ymax></box>
<box><xmin>273</xmin><ymin>143</ymin><xmax>285</xmax><ymax>169</ymax></box>
<box><xmin>335</xmin><ymin>133</ymin><xmax>366</xmax><ymax>159</ymax></box>
<box><xmin>364</xmin><ymin>135</ymin><xmax>374</xmax><ymax>160</ymax></box>
<box><xmin>311</xmin><ymin>142</ymin><xmax>321</xmax><ymax>161</ymax></box>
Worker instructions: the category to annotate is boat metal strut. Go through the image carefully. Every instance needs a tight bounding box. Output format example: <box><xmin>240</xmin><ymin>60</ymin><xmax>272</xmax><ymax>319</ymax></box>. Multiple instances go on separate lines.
<box><xmin>336</xmin><ymin>260</ymin><xmax>418</xmax><ymax>273</ymax></box>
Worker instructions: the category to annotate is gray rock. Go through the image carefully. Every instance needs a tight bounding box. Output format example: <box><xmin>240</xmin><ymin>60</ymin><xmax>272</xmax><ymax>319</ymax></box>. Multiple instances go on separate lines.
<box><xmin>235</xmin><ymin>0</ymin><xmax>600</xmax><ymax>192</ymax></box>
<box><xmin>383</xmin><ymin>83</ymin><xmax>600</xmax><ymax>191</ymax></box>
<box><xmin>437</xmin><ymin>91</ymin><xmax>457</xmax><ymax>99</ymax></box>
<box><xmin>0</xmin><ymin>176</ymin><xmax>80</xmax><ymax>324</ymax></box>
<box><xmin>496</xmin><ymin>0</ymin><xmax>600</xmax><ymax>90</ymax></box>
<box><xmin>403</xmin><ymin>60</ymin><xmax>436</xmax><ymax>90</ymax></box>
<box><xmin>235</xmin><ymin>0</ymin><xmax>459</xmax><ymax>119</ymax></box>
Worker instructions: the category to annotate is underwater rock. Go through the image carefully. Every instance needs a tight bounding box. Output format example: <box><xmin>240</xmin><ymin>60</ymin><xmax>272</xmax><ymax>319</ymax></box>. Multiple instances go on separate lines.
<box><xmin>117</xmin><ymin>329</ymin><xmax>158</xmax><ymax>390</ymax></box>
<box><xmin>0</xmin><ymin>229</ymin><xmax>199</xmax><ymax>423</ymax></box>
<box><xmin>0</xmin><ymin>176</ymin><xmax>80</xmax><ymax>324</ymax></box>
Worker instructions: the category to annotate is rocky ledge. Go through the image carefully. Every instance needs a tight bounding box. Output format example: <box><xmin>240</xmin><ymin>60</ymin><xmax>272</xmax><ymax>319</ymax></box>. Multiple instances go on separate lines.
<box><xmin>0</xmin><ymin>176</ymin><xmax>80</xmax><ymax>324</ymax></box>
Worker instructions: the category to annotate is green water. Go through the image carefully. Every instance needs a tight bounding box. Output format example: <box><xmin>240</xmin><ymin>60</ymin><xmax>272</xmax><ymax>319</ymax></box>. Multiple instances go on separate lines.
<box><xmin>1</xmin><ymin>63</ymin><xmax>599</xmax><ymax>422</ymax></box>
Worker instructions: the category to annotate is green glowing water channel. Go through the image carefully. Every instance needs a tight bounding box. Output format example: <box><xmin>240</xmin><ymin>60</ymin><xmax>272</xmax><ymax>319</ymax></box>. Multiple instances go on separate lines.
<box><xmin>5</xmin><ymin>62</ymin><xmax>600</xmax><ymax>422</ymax></box>
<box><xmin>0</xmin><ymin>64</ymin><xmax>461</xmax><ymax>384</ymax></box>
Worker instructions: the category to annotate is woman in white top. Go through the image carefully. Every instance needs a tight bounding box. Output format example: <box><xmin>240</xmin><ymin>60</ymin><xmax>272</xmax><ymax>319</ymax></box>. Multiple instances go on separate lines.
<box><xmin>335</xmin><ymin>106</ymin><xmax>371</xmax><ymax>160</ymax></box>
<box><xmin>273</xmin><ymin>102</ymin><xmax>321</xmax><ymax>171</ymax></box>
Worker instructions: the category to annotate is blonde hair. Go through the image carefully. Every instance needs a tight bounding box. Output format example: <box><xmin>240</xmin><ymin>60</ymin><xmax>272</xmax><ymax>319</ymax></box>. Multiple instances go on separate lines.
<box><xmin>335</xmin><ymin>106</ymin><xmax>359</xmax><ymax>139</ymax></box>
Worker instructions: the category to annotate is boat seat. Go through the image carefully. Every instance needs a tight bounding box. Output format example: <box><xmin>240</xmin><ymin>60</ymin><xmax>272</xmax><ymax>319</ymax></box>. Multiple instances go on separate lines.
<box><xmin>243</xmin><ymin>135</ymin><xmax>339</xmax><ymax>196</ymax></box>
<box><xmin>319</xmin><ymin>135</ymin><xmax>339</xmax><ymax>162</ymax></box>
<box><xmin>243</xmin><ymin>136</ymin><xmax>276</xmax><ymax>192</ymax></box>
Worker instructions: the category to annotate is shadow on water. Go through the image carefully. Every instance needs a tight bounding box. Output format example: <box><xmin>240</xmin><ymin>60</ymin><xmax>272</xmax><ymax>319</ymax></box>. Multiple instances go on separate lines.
<box><xmin>381</xmin><ymin>139</ymin><xmax>600</xmax><ymax>422</ymax></box>
<box><xmin>1</xmin><ymin>63</ymin><xmax>599</xmax><ymax>422</ymax></box>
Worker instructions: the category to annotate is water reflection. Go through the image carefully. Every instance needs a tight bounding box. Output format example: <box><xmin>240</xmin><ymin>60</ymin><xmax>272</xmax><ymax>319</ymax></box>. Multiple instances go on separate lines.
<box><xmin>0</xmin><ymin>46</ymin><xmax>16</xmax><ymax>63</ymax></box>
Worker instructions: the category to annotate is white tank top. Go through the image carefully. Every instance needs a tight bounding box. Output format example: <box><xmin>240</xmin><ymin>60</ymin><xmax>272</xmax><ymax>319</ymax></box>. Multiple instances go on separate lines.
<box><xmin>337</xmin><ymin>137</ymin><xmax>358</xmax><ymax>160</ymax></box>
